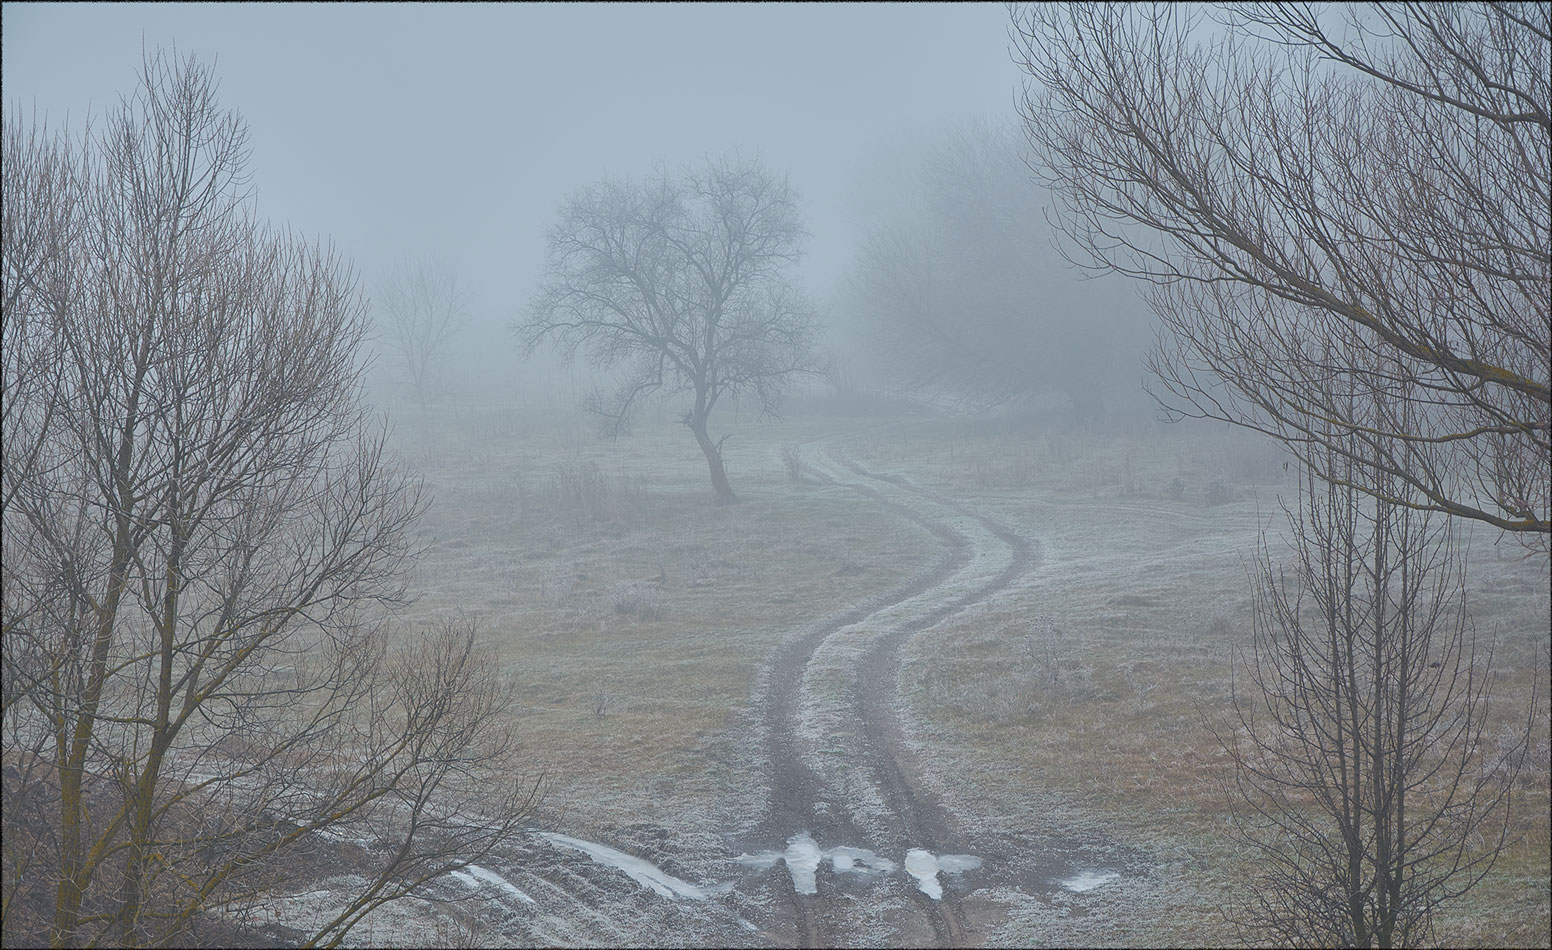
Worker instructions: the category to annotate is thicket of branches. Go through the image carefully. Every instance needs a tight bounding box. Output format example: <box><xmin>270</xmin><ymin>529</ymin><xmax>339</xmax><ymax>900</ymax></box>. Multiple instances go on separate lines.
<box><xmin>1015</xmin><ymin>2</ymin><xmax>1550</xmax><ymax>546</ymax></box>
<box><xmin>1014</xmin><ymin>3</ymin><xmax>1547</xmax><ymax>943</ymax></box>
<box><xmin>2</xmin><ymin>51</ymin><xmax>534</xmax><ymax>948</ymax></box>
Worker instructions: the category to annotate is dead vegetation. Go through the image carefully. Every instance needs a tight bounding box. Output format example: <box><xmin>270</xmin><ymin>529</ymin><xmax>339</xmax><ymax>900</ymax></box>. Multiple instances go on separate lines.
<box><xmin>364</xmin><ymin>398</ymin><xmax>1547</xmax><ymax>945</ymax></box>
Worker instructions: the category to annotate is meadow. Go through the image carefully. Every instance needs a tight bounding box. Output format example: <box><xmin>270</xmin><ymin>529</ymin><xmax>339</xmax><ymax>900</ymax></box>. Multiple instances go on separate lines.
<box><xmin>379</xmin><ymin>392</ymin><xmax>1550</xmax><ymax>946</ymax></box>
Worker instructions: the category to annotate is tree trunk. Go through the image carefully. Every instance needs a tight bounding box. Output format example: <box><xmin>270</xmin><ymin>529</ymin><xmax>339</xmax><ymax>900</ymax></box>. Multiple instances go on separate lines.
<box><xmin>688</xmin><ymin>416</ymin><xmax>738</xmax><ymax>505</ymax></box>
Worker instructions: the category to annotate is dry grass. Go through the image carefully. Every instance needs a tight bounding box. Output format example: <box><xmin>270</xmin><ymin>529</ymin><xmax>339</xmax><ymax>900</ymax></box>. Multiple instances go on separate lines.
<box><xmin>376</xmin><ymin>400</ymin><xmax>1547</xmax><ymax>945</ymax></box>
<box><xmin>387</xmin><ymin>406</ymin><xmax>937</xmax><ymax>838</ymax></box>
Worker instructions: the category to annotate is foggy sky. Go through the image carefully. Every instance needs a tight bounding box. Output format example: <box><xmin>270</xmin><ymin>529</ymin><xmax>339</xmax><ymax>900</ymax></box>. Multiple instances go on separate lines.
<box><xmin>3</xmin><ymin>3</ymin><xmax>1025</xmax><ymax>358</ymax></box>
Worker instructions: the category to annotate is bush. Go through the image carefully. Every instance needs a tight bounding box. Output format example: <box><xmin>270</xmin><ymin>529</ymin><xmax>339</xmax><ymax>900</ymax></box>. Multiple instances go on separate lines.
<box><xmin>780</xmin><ymin>443</ymin><xmax>803</xmax><ymax>481</ymax></box>
<box><xmin>546</xmin><ymin>459</ymin><xmax>646</xmax><ymax>521</ymax></box>
<box><xmin>610</xmin><ymin>582</ymin><xmax>663</xmax><ymax>620</ymax></box>
<box><xmin>1204</xmin><ymin>478</ymin><xmax>1235</xmax><ymax>506</ymax></box>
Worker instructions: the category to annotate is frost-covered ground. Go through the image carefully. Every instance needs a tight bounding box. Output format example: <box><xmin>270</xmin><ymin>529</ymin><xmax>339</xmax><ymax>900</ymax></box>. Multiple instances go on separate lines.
<box><xmin>250</xmin><ymin>409</ymin><xmax>1546</xmax><ymax>947</ymax></box>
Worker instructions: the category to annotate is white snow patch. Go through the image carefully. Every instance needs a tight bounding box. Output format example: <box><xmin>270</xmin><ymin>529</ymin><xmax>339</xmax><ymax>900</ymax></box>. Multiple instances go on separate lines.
<box><xmin>831</xmin><ymin>846</ymin><xmax>896</xmax><ymax>875</ymax></box>
<box><xmin>448</xmin><ymin>863</ymin><xmax>536</xmax><ymax>904</ymax></box>
<box><xmin>735</xmin><ymin>835</ymin><xmax>899</xmax><ymax>896</ymax></box>
<box><xmin>1061</xmin><ymin>869</ymin><xmax>1120</xmax><ymax>892</ymax></box>
<box><xmin>905</xmin><ymin>849</ymin><xmax>943</xmax><ymax>899</ymax></box>
<box><xmin>782</xmin><ymin>832</ymin><xmax>823</xmax><ymax>895</ymax></box>
<box><xmin>904</xmin><ymin>849</ymin><xmax>983</xmax><ymax>900</ymax></box>
<box><xmin>540</xmin><ymin>832</ymin><xmax>706</xmax><ymax>900</ymax></box>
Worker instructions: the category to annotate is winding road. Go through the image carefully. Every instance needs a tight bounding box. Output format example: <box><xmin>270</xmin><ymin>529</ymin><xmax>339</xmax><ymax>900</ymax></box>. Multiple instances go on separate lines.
<box><xmin>273</xmin><ymin>429</ymin><xmax>1094</xmax><ymax>947</ymax></box>
<box><xmin>737</xmin><ymin>434</ymin><xmax>1040</xmax><ymax>945</ymax></box>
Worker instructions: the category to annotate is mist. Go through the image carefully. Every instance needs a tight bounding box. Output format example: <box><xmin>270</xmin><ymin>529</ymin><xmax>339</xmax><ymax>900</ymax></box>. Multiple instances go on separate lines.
<box><xmin>3</xmin><ymin>4</ymin><xmax>1546</xmax><ymax>948</ymax></box>
<box><xmin>4</xmin><ymin>3</ymin><xmax>1029</xmax><ymax>401</ymax></box>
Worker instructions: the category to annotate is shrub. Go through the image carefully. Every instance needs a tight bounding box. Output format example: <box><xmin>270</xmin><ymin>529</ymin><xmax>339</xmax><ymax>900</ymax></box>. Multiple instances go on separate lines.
<box><xmin>1204</xmin><ymin>478</ymin><xmax>1235</xmax><ymax>506</ymax></box>
<box><xmin>609</xmin><ymin>582</ymin><xmax>663</xmax><ymax>620</ymax></box>
<box><xmin>780</xmin><ymin>443</ymin><xmax>803</xmax><ymax>481</ymax></box>
<box><xmin>546</xmin><ymin>459</ymin><xmax>646</xmax><ymax>522</ymax></box>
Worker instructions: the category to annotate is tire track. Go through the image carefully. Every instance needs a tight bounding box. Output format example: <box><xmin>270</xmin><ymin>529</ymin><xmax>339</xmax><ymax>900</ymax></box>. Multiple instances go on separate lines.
<box><xmin>746</xmin><ymin>433</ymin><xmax>1039</xmax><ymax>946</ymax></box>
<box><xmin>752</xmin><ymin>450</ymin><xmax>969</xmax><ymax>946</ymax></box>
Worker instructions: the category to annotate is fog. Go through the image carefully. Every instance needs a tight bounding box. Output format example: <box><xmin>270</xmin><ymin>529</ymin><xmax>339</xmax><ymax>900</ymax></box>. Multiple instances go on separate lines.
<box><xmin>4</xmin><ymin>3</ymin><xmax>1050</xmax><ymax>395</ymax></box>
<box><xmin>4</xmin><ymin>4</ymin><xmax>1545</xmax><ymax>948</ymax></box>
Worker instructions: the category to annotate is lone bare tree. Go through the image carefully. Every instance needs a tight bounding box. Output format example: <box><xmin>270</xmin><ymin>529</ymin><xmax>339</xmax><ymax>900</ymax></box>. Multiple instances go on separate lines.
<box><xmin>374</xmin><ymin>258</ymin><xmax>468</xmax><ymax>413</ymax></box>
<box><xmin>1219</xmin><ymin>371</ymin><xmax>1530</xmax><ymax>946</ymax></box>
<box><xmin>1014</xmin><ymin>2</ymin><xmax>1550</xmax><ymax>546</ymax></box>
<box><xmin>2</xmin><ymin>51</ymin><xmax>534</xmax><ymax>948</ymax></box>
<box><xmin>518</xmin><ymin>154</ymin><xmax>821</xmax><ymax>504</ymax></box>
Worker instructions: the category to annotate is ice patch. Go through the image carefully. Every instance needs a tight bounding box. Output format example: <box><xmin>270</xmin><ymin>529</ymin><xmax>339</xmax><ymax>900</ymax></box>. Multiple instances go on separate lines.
<box><xmin>449</xmin><ymin>863</ymin><xmax>536</xmax><ymax>904</ymax></box>
<box><xmin>828</xmin><ymin>845</ymin><xmax>896</xmax><ymax>875</ymax></box>
<box><xmin>733</xmin><ymin>851</ymin><xmax>781</xmax><ymax>871</ymax></box>
<box><xmin>1061</xmin><ymin>869</ymin><xmax>1120</xmax><ymax>892</ymax></box>
<box><xmin>936</xmin><ymin>854</ymin><xmax>983</xmax><ymax>874</ymax></box>
<box><xmin>735</xmin><ymin>834</ymin><xmax>899</xmax><ymax>895</ymax></box>
<box><xmin>541</xmin><ymin>832</ymin><xmax>706</xmax><ymax>900</ymax></box>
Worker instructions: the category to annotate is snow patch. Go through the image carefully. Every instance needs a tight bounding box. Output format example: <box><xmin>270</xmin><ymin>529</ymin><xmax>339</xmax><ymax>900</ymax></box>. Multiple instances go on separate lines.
<box><xmin>829</xmin><ymin>845</ymin><xmax>893</xmax><ymax>873</ymax></box>
<box><xmin>735</xmin><ymin>834</ymin><xmax>903</xmax><ymax>896</ymax></box>
<box><xmin>905</xmin><ymin>849</ymin><xmax>943</xmax><ymax>899</ymax></box>
<box><xmin>828</xmin><ymin>845</ymin><xmax>894</xmax><ymax>875</ymax></box>
<box><xmin>540</xmin><ymin>832</ymin><xmax>706</xmax><ymax>900</ymax></box>
<box><xmin>448</xmin><ymin>863</ymin><xmax>536</xmax><ymax>904</ymax></box>
<box><xmin>782</xmin><ymin>832</ymin><xmax>823</xmax><ymax>895</ymax></box>
<box><xmin>733</xmin><ymin>850</ymin><xmax>781</xmax><ymax>871</ymax></box>
<box><xmin>904</xmin><ymin>849</ymin><xmax>983</xmax><ymax>900</ymax></box>
<box><xmin>1061</xmin><ymin>869</ymin><xmax>1120</xmax><ymax>892</ymax></box>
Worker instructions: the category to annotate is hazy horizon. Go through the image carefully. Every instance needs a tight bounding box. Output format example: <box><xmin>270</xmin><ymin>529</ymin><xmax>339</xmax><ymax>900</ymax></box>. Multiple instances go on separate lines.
<box><xmin>3</xmin><ymin>2</ymin><xmax>1024</xmax><ymax>357</ymax></box>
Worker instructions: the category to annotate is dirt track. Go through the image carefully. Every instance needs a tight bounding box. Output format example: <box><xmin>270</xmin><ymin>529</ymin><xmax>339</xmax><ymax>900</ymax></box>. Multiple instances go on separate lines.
<box><xmin>733</xmin><ymin>434</ymin><xmax>1040</xmax><ymax>946</ymax></box>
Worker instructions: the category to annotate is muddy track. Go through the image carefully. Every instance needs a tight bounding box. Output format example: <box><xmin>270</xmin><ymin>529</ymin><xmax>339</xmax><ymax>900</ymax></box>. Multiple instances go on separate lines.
<box><xmin>744</xmin><ymin>434</ymin><xmax>1040</xmax><ymax>946</ymax></box>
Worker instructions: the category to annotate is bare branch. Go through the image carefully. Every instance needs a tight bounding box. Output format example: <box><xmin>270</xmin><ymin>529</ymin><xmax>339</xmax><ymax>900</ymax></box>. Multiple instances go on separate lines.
<box><xmin>1014</xmin><ymin>2</ymin><xmax>1550</xmax><ymax>546</ymax></box>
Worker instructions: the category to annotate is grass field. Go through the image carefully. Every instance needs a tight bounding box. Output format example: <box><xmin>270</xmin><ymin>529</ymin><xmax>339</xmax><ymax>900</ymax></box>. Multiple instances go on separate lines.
<box><xmin>852</xmin><ymin>411</ymin><xmax>1551</xmax><ymax>947</ymax></box>
<box><xmin>389</xmin><ymin>406</ymin><xmax>937</xmax><ymax>842</ymax></box>
<box><xmin>382</xmin><ymin>396</ymin><xmax>1550</xmax><ymax>947</ymax></box>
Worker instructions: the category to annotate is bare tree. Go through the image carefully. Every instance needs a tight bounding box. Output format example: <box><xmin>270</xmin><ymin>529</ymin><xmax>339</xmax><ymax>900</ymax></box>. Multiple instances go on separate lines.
<box><xmin>847</xmin><ymin>119</ymin><xmax>1145</xmax><ymax>421</ymax></box>
<box><xmin>374</xmin><ymin>258</ymin><xmax>468</xmax><ymax>413</ymax></box>
<box><xmin>518</xmin><ymin>153</ymin><xmax>821</xmax><ymax>504</ymax></box>
<box><xmin>1218</xmin><ymin>372</ymin><xmax>1530</xmax><ymax>946</ymax></box>
<box><xmin>1</xmin><ymin>51</ymin><xmax>535</xmax><ymax>949</ymax></box>
<box><xmin>1013</xmin><ymin>2</ymin><xmax>1550</xmax><ymax>545</ymax></box>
